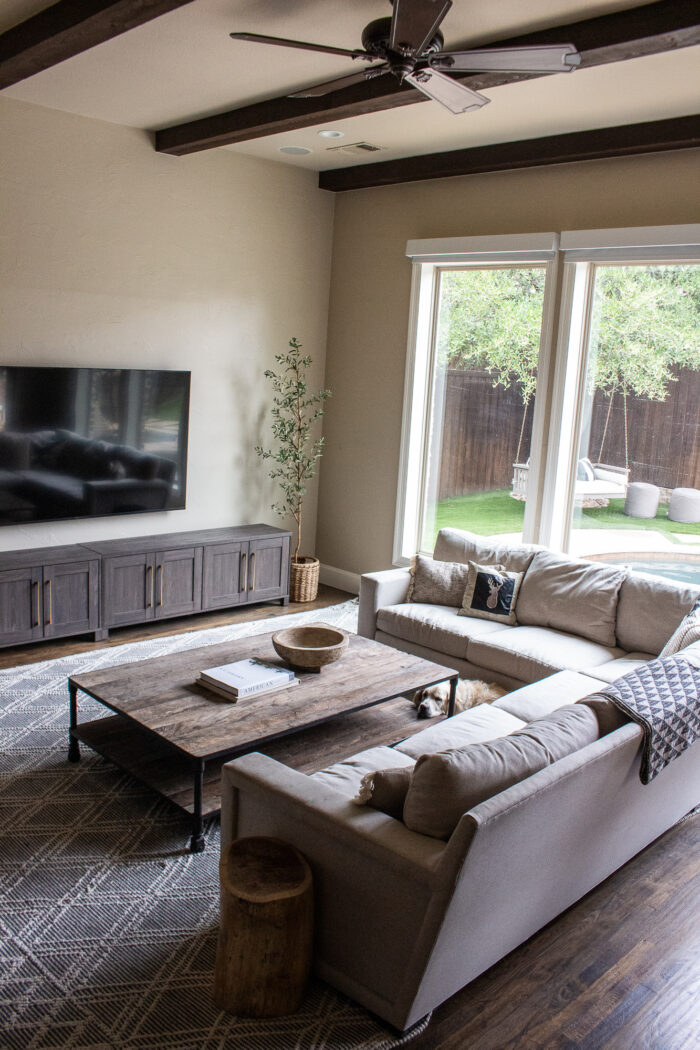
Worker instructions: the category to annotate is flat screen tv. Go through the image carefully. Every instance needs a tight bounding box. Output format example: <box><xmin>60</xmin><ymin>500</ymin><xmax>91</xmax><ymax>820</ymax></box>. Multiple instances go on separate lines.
<box><xmin>0</xmin><ymin>366</ymin><xmax>190</xmax><ymax>526</ymax></box>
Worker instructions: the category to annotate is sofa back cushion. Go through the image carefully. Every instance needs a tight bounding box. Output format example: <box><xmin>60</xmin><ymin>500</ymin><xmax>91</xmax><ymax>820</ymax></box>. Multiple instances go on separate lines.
<box><xmin>433</xmin><ymin>528</ymin><xmax>539</xmax><ymax>574</ymax></box>
<box><xmin>616</xmin><ymin>573</ymin><xmax>700</xmax><ymax>655</ymax></box>
<box><xmin>402</xmin><ymin>703</ymin><xmax>599</xmax><ymax>840</ymax></box>
<box><xmin>516</xmin><ymin>551</ymin><xmax>625</xmax><ymax>647</ymax></box>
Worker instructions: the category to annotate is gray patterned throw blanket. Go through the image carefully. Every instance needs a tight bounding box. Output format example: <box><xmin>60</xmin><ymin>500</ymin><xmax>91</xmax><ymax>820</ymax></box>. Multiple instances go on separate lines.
<box><xmin>594</xmin><ymin>655</ymin><xmax>700</xmax><ymax>783</ymax></box>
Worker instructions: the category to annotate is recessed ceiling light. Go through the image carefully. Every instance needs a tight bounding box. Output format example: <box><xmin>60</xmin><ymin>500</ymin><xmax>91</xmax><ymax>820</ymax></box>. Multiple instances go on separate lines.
<box><xmin>318</xmin><ymin>130</ymin><xmax>344</xmax><ymax>139</ymax></box>
<box><xmin>278</xmin><ymin>146</ymin><xmax>312</xmax><ymax>155</ymax></box>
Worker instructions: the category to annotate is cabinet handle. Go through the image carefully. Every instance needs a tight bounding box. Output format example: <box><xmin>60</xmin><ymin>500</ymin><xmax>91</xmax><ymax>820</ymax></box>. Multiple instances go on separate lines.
<box><xmin>158</xmin><ymin>565</ymin><xmax>164</xmax><ymax>607</ymax></box>
<box><xmin>146</xmin><ymin>565</ymin><xmax>153</xmax><ymax>608</ymax></box>
<box><xmin>46</xmin><ymin>579</ymin><xmax>52</xmax><ymax>625</ymax></box>
<box><xmin>241</xmin><ymin>552</ymin><xmax>247</xmax><ymax>592</ymax></box>
<box><xmin>34</xmin><ymin>580</ymin><xmax>41</xmax><ymax>627</ymax></box>
<box><xmin>250</xmin><ymin>552</ymin><xmax>256</xmax><ymax>591</ymax></box>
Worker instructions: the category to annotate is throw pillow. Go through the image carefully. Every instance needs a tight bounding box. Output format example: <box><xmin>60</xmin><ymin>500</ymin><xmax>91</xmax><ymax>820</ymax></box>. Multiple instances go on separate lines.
<box><xmin>403</xmin><ymin>704</ymin><xmax>599</xmax><ymax>840</ymax></box>
<box><xmin>407</xmin><ymin>553</ymin><xmax>470</xmax><ymax>607</ymax></box>
<box><xmin>660</xmin><ymin>598</ymin><xmax>700</xmax><ymax>657</ymax></box>
<box><xmin>353</xmin><ymin>766</ymin><xmax>413</xmax><ymax>820</ymax></box>
<box><xmin>458</xmin><ymin>561</ymin><xmax>524</xmax><ymax>626</ymax></box>
<box><xmin>577</xmin><ymin>457</ymin><xmax>596</xmax><ymax>482</ymax></box>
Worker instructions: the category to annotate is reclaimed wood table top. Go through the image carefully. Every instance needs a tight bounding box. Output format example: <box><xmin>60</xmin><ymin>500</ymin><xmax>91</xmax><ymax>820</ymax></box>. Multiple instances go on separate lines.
<box><xmin>69</xmin><ymin>628</ymin><xmax>457</xmax><ymax>761</ymax></box>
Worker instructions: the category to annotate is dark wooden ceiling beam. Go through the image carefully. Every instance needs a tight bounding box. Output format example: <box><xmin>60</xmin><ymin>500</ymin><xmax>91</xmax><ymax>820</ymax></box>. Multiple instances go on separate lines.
<box><xmin>0</xmin><ymin>0</ymin><xmax>196</xmax><ymax>90</ymax></box>
<box><xmin>155</xmin><ymin>0</ymin><xmax>700</xmax><ymax>155</ymax></box>
<box><xmin>318</xmin><ymin>115</ymin><xmax>700</xmax><ymax>191</ymax></box>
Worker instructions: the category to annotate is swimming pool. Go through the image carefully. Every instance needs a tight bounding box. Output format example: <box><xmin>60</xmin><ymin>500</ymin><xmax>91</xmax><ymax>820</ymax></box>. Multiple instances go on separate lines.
<box><xmin>591</xmin><ymin>554</ymin><xmax>700</xmax><ymax>586</ymax></box>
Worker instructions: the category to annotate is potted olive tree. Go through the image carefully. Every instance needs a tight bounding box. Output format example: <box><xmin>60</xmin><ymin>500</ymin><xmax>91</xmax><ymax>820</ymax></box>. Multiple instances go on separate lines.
<box><xmin>256</xmin><ymin>338</ymin><xmax>331</xmax><ymax>602</ymax></box>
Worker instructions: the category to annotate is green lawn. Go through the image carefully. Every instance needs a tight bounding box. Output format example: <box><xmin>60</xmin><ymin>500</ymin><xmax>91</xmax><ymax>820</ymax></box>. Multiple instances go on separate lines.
<box><xmin>432</xmin><ymin>489</ymin><xmax>700</xmax><ymax>545</ymax></box>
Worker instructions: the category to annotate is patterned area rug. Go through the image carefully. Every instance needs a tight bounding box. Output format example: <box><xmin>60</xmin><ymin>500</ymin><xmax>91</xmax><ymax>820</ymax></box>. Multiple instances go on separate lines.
<box><xmin>0</xmin><ymin>600</ymin><xmax>430</xmax><ymax>1049</ymax></box>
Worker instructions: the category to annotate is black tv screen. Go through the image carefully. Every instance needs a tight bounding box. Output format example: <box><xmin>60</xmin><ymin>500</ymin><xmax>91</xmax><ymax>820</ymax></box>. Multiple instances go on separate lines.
<box><xmin>0</xmin><ymin>366</ymin><xmax>190</xmax><ymax>526</ymax></box>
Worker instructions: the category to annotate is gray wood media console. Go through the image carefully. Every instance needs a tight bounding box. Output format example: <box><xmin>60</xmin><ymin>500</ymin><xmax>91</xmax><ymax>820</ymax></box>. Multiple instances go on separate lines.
<box><xmin>0</xmin><ymin>524</ymin><xmax>291</xmax><ymax>648</ymax></box>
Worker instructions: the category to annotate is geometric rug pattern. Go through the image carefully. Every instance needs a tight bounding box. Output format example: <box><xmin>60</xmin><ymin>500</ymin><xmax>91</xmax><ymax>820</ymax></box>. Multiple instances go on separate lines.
<box><xmin>0</xmin><ymin>600</ymin><xmax>430</xmax><ymax>1049</ymax></box>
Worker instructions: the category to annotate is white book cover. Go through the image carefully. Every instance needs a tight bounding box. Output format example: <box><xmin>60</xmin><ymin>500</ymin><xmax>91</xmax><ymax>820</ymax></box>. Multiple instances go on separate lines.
<box><xmin>199</xmin><ymin>657</ymin><xmax>295</xmax><ymax>695</ymax></box>
<box><xmin>201</xmin><ymin>678</ymin><xmax>300</xmax><ymax>703</ymax></box>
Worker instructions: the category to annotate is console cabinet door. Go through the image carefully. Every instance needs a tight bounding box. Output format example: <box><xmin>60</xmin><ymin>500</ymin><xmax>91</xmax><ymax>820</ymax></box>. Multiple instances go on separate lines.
<box><xmin>154</xmin><ymin>547</ymin><xmax>203</xmax><ymax>619</ymax></box>
<box><xmin>0</xmin><ymin>566</ymin><xmax>43</xmax><ymax>646</ymax></box>
<box><xmin>102</xmin><ymin>553</ymin><xmax>156</xmax><ymax>627</ymax></box>
<box><xmin>42</xmin><ymin>559</ymin><xmax>99</xmax><ymax>640</ymax></box>
<box><xmin>247</xmin><ymin>535</ymin><xmax>290</xmax><ymax>602</ymax></box>
<box><xmin>202</xmin><ymin>542</ymin><xmax>246</xmax><ymax>610</ymax></box>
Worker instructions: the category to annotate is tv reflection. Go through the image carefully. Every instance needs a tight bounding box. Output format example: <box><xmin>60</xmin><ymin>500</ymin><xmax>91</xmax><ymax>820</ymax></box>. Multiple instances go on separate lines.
<box><xmin>0</xmin><ymin>367</ymin><xmax>190</xmax><ymax>525</ymax></box>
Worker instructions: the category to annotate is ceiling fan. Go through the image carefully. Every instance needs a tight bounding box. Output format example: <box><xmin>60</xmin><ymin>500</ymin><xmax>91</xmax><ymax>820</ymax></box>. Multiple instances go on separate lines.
<box><xmin>230</xmin><ymin>0</ymin><xmax>581</xmax><ymax>116</ymax></box>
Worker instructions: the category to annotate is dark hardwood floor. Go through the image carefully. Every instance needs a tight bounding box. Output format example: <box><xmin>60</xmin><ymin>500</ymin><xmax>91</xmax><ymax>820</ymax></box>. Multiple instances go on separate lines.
<box><xmin>2</xmin><ymin>586</ymin><xmax>697</xmax><ymax>1049</ymax></box>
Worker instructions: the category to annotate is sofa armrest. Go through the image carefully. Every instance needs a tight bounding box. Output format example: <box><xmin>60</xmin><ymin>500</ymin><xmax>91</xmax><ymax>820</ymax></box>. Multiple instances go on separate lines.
<box><xmin>358</xmin><ymin>567</ymin><xmax>411</xmax><ymax>639</ymax></box>
<box><xmin>221</xmin><ymin>752</ymin><xmax>443</xmax><ymax>879</ymax></box>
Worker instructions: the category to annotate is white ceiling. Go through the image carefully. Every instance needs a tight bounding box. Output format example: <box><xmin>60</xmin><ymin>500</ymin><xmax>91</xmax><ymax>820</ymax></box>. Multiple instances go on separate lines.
<box><xmin>2</xmin><ymin>0</ymin><xmax>698</xmax><ymax>171</ymax></box>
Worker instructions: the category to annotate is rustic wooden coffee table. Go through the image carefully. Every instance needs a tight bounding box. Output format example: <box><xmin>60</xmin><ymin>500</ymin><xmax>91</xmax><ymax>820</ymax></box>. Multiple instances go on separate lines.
<box><xmin>68</xmin><ymin>629</ymin><xmax>458</xmax><ymax>852</ymax></box>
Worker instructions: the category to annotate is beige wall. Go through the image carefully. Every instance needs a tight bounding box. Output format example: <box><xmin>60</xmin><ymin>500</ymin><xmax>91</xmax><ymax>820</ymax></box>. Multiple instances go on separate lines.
<box><xmin>316</xmin><ymin>148</ymin><xmax>700</xmax><ymax>577</ymax></box>
<box><xmin>0</xmin><ymin>96</ymin><xmax>334</xmax><ymax>551</ymax></box>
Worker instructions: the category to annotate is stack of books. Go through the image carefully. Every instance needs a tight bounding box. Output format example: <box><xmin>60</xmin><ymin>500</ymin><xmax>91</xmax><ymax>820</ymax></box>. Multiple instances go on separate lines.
<box><xmin>198</xmin><ymin>657</ymin><xmax>298</xmax><ymax>702</ymax></box>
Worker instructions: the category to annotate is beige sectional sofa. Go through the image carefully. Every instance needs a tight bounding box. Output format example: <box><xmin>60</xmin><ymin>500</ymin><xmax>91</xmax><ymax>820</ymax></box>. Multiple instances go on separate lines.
<box><xmin>222</xmin><ymin>665</ymin><xmax>700</xmax><ymax>1031</ymax></box>
<box><xmin>358</xmin><ymin>528</ymin><xmax>700</xmax><ymax>688</ymax></box>
<box><xmin>221</xmin><ymin>531</ymin><xmax>700</xmax><ymax>1031</ymax></box>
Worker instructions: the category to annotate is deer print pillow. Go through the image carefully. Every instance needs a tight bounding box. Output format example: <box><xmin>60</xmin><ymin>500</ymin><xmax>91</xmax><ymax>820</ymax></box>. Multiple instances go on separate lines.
<box><xmin>459</xmin><ymin>561</ymin><xmax>524</xmax><ymax>625</ymax></box>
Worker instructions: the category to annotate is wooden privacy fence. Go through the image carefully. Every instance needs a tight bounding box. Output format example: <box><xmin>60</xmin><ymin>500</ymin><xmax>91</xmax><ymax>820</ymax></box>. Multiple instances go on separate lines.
<box><xmin>437</xmin><ymin>366</ymin><xmax>700</xmax><ymax>499</ymax></box>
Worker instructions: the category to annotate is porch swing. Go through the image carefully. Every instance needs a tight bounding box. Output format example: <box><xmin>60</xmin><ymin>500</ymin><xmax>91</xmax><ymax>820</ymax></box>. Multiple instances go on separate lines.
<box><xmin>510</xmin><ymin>386</ymin><xmax>630</xmax><ymax>506</ymax></box>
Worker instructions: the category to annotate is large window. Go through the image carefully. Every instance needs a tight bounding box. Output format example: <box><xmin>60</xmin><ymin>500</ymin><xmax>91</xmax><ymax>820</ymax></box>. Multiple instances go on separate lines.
<box><xmin>397</xmin><ymin>227</ymin><xmax>700</xmax><ymax>585</ymax></box>
<box><xmin>420</xmin><ymin>265</ymin><xmax>546</xmax><ymax>550</ymax></box>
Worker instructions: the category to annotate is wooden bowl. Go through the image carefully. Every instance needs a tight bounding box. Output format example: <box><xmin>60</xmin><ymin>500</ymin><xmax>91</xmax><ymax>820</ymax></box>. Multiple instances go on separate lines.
<box><xmin>271</xmin><ymin>624</ymin><xmax>349</xmax><ymax>672</ymax></box>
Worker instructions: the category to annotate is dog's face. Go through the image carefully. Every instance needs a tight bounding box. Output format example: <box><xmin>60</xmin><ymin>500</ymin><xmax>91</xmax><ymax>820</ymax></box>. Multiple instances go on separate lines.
<box><xmin>413</xmin><ymin>682</ymin><xmax>452</xmax><ymax>719</ymax></box>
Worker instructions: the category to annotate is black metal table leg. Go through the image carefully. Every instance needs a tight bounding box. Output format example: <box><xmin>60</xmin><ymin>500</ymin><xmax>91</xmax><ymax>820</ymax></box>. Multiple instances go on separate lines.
<box><xmin>447</xmin><ymin>675</ymin><xmax>458</xmax><ymax>718</ymax></box>
<box><xmin>190</xmin><ymin>760</ymin><xmax>206</xmax><ymax>853</ymax></box>
<box><xmin>68</xmin><ymin>681</ymin><xmax>81</xmax><ymax>762</ymax></box>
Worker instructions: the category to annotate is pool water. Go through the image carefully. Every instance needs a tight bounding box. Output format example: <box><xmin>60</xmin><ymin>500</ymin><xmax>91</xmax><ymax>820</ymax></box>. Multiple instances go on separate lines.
<box><xmin>602</xmin><ymin>557</ymin><xmax>700</xmax><ymax>586</ymax></box>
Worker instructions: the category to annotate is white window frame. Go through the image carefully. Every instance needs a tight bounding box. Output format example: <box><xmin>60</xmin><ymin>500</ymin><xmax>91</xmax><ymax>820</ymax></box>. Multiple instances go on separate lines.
<box><xmin>396</xmin><ymin>225</ymin><xmax>700</xmax><ymax>566</ymax></box>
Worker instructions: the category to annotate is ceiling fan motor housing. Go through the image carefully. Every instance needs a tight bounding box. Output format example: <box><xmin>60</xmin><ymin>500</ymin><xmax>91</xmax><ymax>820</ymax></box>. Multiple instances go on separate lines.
<box><xmin>361</xmin><ymin>16</ymin><xmax>443</xmax><ymax>68</ymax></box>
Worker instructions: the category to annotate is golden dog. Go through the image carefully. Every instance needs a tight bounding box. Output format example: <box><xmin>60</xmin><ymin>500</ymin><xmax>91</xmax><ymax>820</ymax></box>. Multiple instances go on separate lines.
<box><xmin>413</xmin><ymin>678</ymin><xmax>506</xmax><ymax>718</ymax></box>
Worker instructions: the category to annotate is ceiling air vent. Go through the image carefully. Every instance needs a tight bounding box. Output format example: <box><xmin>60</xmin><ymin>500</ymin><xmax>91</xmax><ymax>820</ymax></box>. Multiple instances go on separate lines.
<box><xmin>326</xmin><ymin>142</ymin><xmax>385</xmax><ymax>156</ymax></box>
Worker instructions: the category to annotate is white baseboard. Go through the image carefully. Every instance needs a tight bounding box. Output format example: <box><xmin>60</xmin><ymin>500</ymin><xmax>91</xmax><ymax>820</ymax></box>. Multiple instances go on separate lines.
<box><xmin>320</xmin><ymin>563</ymin><xmax>360</xmax><ymax>595</ymax></box>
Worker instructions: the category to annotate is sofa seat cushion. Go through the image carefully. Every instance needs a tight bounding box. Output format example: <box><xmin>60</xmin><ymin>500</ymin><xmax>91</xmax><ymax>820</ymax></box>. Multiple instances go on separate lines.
<box><xmin>468</xmin><ymin>625</ymin><xmax>622</xmax><ymax>684</ymax></box>
<box><xmin>376</xmin><ymin>603</ymin><xmax>510</xmax><ymax>661</ymax></box>
<box><xmin>395</xmin><ymin>704</ymin><xmax>525</xmax><ymax>758</ymax></box>
<box><xmin>433</xmin><ymin>527</ymin><xmax>540</xmax><ymax>573</ymax></box>
<box><xmin>402</xmin><ymin>704</ymin><xmax>600</xmax><ymax>840</ymax></box>
<box><xmin>310</xmin><ymin>745</ymin><xmax>415</xmax><ymax>799</ymax></box>
<box><xmin>616</xmin><ymin>572</ymin><xmax>700</xmax><ymax>655</ymax></box>
<box><xmin>492</xmin><ymin>669</ymin><xmax>608</xmax><ymax>721</ymax></box>
<box><xmin>587</xmin><ymin>652</ymin><xmax>654</xmax><ymax>684</ymax></box>
<box><xmin>516</xmin><ymin>550</ymin><xmax>625</xmax><ymax>647</ymax></box>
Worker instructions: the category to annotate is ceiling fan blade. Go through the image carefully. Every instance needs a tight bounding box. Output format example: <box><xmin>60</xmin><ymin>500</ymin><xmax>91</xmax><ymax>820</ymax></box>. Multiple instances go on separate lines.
<box><xmin>230</xmin><ymin>32</ymin><xmax>375</xmax><ymax>62</ymax></box>
<box><xmin>389</xmin><ymin>0</ymin><xmax>452</xmax><ymax>58</ymax></box>
<box><xmin>430</xmin><ymin>44</ymin><xmax>581</xmax><ymax>74</ymax></box>
<box><xmin>404</xmin><ymin>68</ymin><xmax>490</xmax><ymax>114</ymax></box>
<box><xmin>289</xmin><ymin>66</ymin><xmax>390</xmax><ymax>98</ymax></box>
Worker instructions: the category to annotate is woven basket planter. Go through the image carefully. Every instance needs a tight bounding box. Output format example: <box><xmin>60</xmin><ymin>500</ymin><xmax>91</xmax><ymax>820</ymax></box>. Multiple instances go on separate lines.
<box><xmin>289</xmin><ymin>557</ymin><xmax>320</xmax><ymax>603</ymax></box>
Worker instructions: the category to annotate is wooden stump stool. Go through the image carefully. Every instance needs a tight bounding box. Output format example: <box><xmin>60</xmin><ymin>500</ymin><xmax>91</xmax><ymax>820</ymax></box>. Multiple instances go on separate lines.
<box><xmin>213</xmin><ymin>836</ymin><xmax>313</xmax><ymax>1017</ymax></box>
